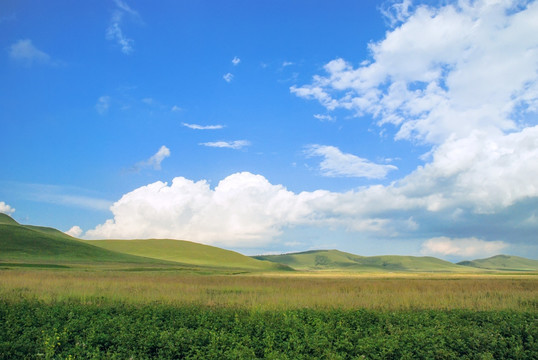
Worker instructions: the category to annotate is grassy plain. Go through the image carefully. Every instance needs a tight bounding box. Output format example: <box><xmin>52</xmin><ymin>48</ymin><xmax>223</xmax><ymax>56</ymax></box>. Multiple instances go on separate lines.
<box><xmin>1</xmin><ymin>269</ymin><xmax>536</xmax><ymax>311</ymax></box>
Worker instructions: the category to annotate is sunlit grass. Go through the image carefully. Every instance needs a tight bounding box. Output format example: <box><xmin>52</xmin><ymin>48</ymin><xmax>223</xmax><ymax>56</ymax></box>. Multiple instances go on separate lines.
<box><xmin>1</xmin><ymin>269</ymin><xmax>536</xmax><ymax>311</ymax></box>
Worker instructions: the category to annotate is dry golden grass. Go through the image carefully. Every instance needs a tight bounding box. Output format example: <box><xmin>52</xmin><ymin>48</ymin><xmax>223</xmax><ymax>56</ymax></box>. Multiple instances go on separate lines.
<box><xmin>1</xmin><ymin>269</ymin><xmax>536</xmax><ymax>311</ymax></box>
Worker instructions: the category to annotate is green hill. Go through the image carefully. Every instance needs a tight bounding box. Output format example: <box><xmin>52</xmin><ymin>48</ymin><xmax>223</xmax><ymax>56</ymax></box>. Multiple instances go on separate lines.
<box><xmin>458</xmin><ymin>255</ymin><xmax>538</xmax><ymax>271</ymax></box>
<box><xmin>254</xmin><ymin>250</ymin><xmax>476</xmax><ymax>272</ymax></box>
<box><xmin>0</xmin><ymin>214</ymin><xmax>175</xmax><ymax>265</ymax></box>
<box><xmin>85</xmin><ymin>239</ymin><xmax>292</xmax><ymax>272</ymax></box>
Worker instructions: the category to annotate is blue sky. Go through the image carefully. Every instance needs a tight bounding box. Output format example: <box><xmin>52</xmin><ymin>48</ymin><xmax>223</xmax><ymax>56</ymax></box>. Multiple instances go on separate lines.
<box><xmin>1</xmin><ymin>0</ymin><xmax>537</xmax><ymax>260</ymax></box>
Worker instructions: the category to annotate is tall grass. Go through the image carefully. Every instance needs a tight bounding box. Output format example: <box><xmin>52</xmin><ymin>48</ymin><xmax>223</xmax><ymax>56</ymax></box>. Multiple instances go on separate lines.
<box><xmin>1</xmin><ymin>269</ymin><xmax>536</xmax><ymax>311</ymax></box>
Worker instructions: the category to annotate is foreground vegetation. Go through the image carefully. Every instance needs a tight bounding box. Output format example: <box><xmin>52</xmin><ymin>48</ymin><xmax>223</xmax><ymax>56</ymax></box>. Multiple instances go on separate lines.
<box><xmin>1</xmin><ymin>300</ymin><xmax>536</xmax><ymax>359</ymax></box>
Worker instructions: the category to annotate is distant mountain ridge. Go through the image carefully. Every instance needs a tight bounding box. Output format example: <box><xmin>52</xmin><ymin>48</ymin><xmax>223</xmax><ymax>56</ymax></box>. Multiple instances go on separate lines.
<box><xmin>1</xmin><ymin>214</ymin><xmax>536</xmax><ymax>272</ymax></box>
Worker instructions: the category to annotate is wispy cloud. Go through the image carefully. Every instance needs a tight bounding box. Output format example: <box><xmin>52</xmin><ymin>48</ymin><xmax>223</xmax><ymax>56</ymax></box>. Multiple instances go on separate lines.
<box><xmin>305</xmin><ymin>145</ymin><xmax>397</xmax><ymax>179</ymax></box>
<box><xmin>107</xmin><ymin>0</ymin><xmax>140</xmax><ymax>54</ymax></box>
<box><xmin>95</xmin><ymin>96</ymin><xmax>111</xmax><ymax>115</ymax></box>
<box><xmin>8</xmin><ymin>39</ymin><xmax>51</xmax><ymax>65</ymax></box>
<box><xmin>171</xmin><ymin>105</ymin><xmax>182</xmax><ymax>112</ymax></box>
<box><xmin>223</xmin><ymin>73</ymin><xmax>234</xmax><ymax>82</ymax></box>
<box><xmin>182</xmin><ymin>123</ymin><xmax>224</xmax><ymax>130</ymax></box>
<box><xmin>0</xmin><ymin>201</ymin><xmax>15</xmax><ymax>215</ymax></box>
<box><xmin>313</xmin><ymin>114</ymin><xmax>335</xmax><ymax>122</ymax></box>
<box><xmin>133</xmin><ymin>145</ymin><xmax>171</xmax><ymax>171</ymax></box>
<box><xmin>232</xmin><ymin>56</ymin><xmax>241</xmax><ymax>65</ymax></box>
<box><xmin>200</xmin><ymin>140</ymin><xmax>250</xmax><ymax>149</ymax></box>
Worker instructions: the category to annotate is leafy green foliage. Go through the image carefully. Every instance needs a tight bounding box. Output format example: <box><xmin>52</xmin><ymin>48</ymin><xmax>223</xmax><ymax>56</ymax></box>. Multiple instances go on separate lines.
<box><xmin>0</xmin><ymin>300</ymin><xmax>536</xmax><ymax>359</ymax></box>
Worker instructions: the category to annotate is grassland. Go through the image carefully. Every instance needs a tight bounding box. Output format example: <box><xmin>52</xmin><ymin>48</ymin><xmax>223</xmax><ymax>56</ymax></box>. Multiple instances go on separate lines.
<box><xmin>1</xmin><ymin>269</ymin><xmax>536</xmax><ymax>311</ymax></box>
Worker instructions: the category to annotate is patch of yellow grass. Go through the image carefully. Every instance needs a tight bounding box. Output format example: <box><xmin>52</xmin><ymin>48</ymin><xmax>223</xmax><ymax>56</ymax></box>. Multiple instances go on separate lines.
<box><xmin>1</xmin><ymin>269</ymin><xmax>536</xmax><ymax>311</ymax></box>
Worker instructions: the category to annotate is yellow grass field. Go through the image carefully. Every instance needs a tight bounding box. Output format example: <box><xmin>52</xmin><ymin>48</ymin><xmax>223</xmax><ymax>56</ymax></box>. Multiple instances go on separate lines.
<box><xmin>1</xmin><ymin>269</ymin><xmax>536</xmax><ymax>311</ymax></box>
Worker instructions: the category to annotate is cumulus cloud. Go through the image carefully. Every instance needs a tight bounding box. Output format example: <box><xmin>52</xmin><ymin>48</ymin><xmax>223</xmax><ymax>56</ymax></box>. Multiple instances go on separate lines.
<box><xmin>232</xmin><ymin>56</ymin><xmax>241</xmax><ymax>65</ymax></box>
<box><xmin>223</xmin><ymin>73</ymin><xmax>234</xmax><ymax>82</ymax></box>
<box><xmin>85</xmin><ymin>172</ymin><xmax>328</xmax><ymax>246</ymax></box>
<box><xmin>9</xmin><ymin>39</ymin><xmax>50</xmax><ymax>65</ymax></box>
<box><xmin>107</xmin><ymin>0</ymin><xmax>140</xmax><ymax>54</ymax></box>
<box><xmin>0</xmin><ymin>201</ymin><xmax>15</xmax><ymax>215</ymax></box>
<box><xmin>421</xmin><ymin>237</ymin><xmax>507</xmax><ymax>258</ymax></box>
<box><xmin>95</xmin><ymin>96</ymin><xmax>111</xmax><ymax>115</ymax></box>
<box><xmin>200</xmin><ymin>140</ymin><xmax>250</xmax><ymax>149</ymax></box>
<box><xmin>134</xmin><ymin>146</ymin><xmax>171</xmax><ymax>171</ymax></box>
<box><xmin>306</xmin><ymin>145</ymin><xmax>397</xmax><ymax>179</ymax></box>
<box><xmin>291</xmin><ymin>0</ymin><xmax>538</xmax><ymax>144</ymax></box>
<box><xmin>182</xmin><ymin>123</ymin><xmax>224</xmax><ymax>130</ymax></box>
<box><xmin>65</xmin><ymin>226</ymin><xmax>83</xmax><ymax>238</ymax></box>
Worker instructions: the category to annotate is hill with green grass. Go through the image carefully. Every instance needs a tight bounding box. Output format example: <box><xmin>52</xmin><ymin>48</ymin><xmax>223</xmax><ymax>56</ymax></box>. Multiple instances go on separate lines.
<box><xmin>458</xmin><ymin>255</ymin><xmax>538</xmax><ymax>271</ymax></box>
<box><xmin>254</xmin><ymin>249</ymin><xmax>478</xmax><ymax>272</ymax></box>
<box><xmin>85</xmin><ymin>239</ymin><xmax>291</xmax><ymax>272</ymax></box>
<box><xmin>0</xmin><ymin>214</ymin><xmax>172</xmax><ymax>266</ymax></box>
<box><xmin>0</xmin><ymin>214</ymin><xmax>290</xmax><ymax>272</ymax></box>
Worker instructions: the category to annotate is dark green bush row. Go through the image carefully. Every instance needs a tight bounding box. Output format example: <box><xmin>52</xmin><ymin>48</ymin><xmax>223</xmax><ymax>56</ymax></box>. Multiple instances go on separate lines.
<box><xmin>0</xmin><ymin>300</ymin><xmax>536</xmax><ymax>359</ymax></box>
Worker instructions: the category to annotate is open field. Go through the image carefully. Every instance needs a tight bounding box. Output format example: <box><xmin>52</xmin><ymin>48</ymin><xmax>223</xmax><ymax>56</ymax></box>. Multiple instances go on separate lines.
<box><xmin>1</xmin><ymin>269</ymin><xmax>536</xmax><ymax>359</ymax></box>
<box><xmin>1</xmin><ymin>269</ymin><xmax>536</xmax><ymax>311</ymax></box>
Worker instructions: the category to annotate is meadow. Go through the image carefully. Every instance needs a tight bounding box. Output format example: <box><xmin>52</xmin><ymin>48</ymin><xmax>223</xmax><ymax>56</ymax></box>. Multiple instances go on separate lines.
<box><xmin>1</xmin><ymin>269</ymin><xmax>537</xmax><ymax>359</ymax></box>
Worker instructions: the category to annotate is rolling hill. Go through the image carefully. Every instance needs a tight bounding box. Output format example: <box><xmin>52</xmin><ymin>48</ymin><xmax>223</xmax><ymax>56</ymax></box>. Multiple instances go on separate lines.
<box><xmin>84</xmin><ymin>239</ymin><xmax>291</xmax><ymax>272</ymax></box>
<box><xmin>458</xmin><ymin>255</ymin><xmax>538</xmax><ymax>271</ymax></box>
<box><xmin>254</xmin><ymin>249</ymin><xmax>479</xmax><ymax>272</ymax></box>
<box><xmin>0</xmin><ymin>213</ymin><xmax>170</xmax><ymax>265</ymax></box>
<box><xmin>0</xmin><ymin>214</ymin><xmax>290</xmax><ymax>272</ymax></box>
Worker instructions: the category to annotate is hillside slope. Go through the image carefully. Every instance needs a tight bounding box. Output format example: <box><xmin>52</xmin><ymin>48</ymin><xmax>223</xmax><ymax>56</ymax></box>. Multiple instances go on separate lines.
<box><xmin>0</xmin><ymin>214</ymin><xmax>172</xmax><ymax>265</ymax></box>
<box><xmin>254</xmin><ymin>250</ymin><xmax>477</xmax><ymax>272</ymax></box>
<box><xmin>86</xmin><ymin>239</ymin><xmax>291</xmax><ymax>272</ymax></box>
<box><xmin>458</xmin><ymin>255</ymin><xmax>538</xmax><ymax>271</ymax></box>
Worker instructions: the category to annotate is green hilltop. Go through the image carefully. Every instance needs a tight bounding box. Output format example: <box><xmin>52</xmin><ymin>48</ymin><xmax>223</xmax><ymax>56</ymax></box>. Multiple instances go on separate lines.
<box><xmin>254</xmin><ymin>249</ymin><xmax>480</xmax><ymax>272</ymax></box>
<box><xmin>458</xmin><ymin>255</ymin><xmax>538</xmax><ymax>271</ymax></box>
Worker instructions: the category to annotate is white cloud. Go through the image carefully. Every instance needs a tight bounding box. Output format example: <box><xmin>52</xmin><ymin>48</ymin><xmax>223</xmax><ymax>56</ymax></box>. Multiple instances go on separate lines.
<box><xmin>141</xmin><ymin>97</ymin><xmax>154</xmax><ymax>105</ymax></box>
<box><xmin>313</xmin><ymin>114</ymin><xmax>335</xmax><ymax>122</ymax></box>
<box><xmin>85</xmin><ymin>172</ymin><xmax>327</xmax><ymax>246</ymax></box>
<box><xmin>232</xmin><ymin>56</ymin><xmax>241</xmax><ymax>65</ymax></box>
<box><xmin>8</xmin><ymin>39</ymin><xmax>50</xmax><ymax>65</ymax></box>
<box><xmin>282</xmin><ymin>61</ymin><xmax>294</xmax><ymax>67</ymax></box>
<box><xmin>107</xmin><ymin>0</ymin><xmax>140</xmax><ymax>54</ymax></box>
<box><xmin>200</xmin><ymin>140</ymin><xmax>250</xmax><ymax>149</ymax></box>
<box><xmin>135</xmin><ymin>146</ymin><xmax>171</xmax><ymax>171</ymax></box>
<box><xmin>223</xmin><ymin>73</ymin><xmax>234</xmax><ymax>82</ymax></box>
<box><xmin>421</xmin><ymin>237</ymin><xmax>507</xmax><ymax>258</ymax></box>
<box><xmin>95</xmin><ymin>96</ymin><xmax>111</xmax><ymax>115</ymax></box>
<box><xmin>305</xmin><ymin>145</ymin><xmax>397</xmax><ymax>179</ymax></box>
<box><xmin>292</xmin><ymin>0</ymin><xmax>538</xmax><ymax>144</ymax></box>
<box><xmin>171</xmin><ymin>105</ymin><xmax>182</xmax><ymax>112</ymax></box>
<box><xmin>0</xmin><ymin>201</ymin><xmax>15</xmax><ymax>215</ymax></box>
<box><xmin>182</xmin><ymin>123</ymin><xmax>224</xmax><ymax>130</ymax></box>
<box><xmin>65</xmin><ymin>226</ymin><xmax>83</xmax><ymax>238</ymax></box>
